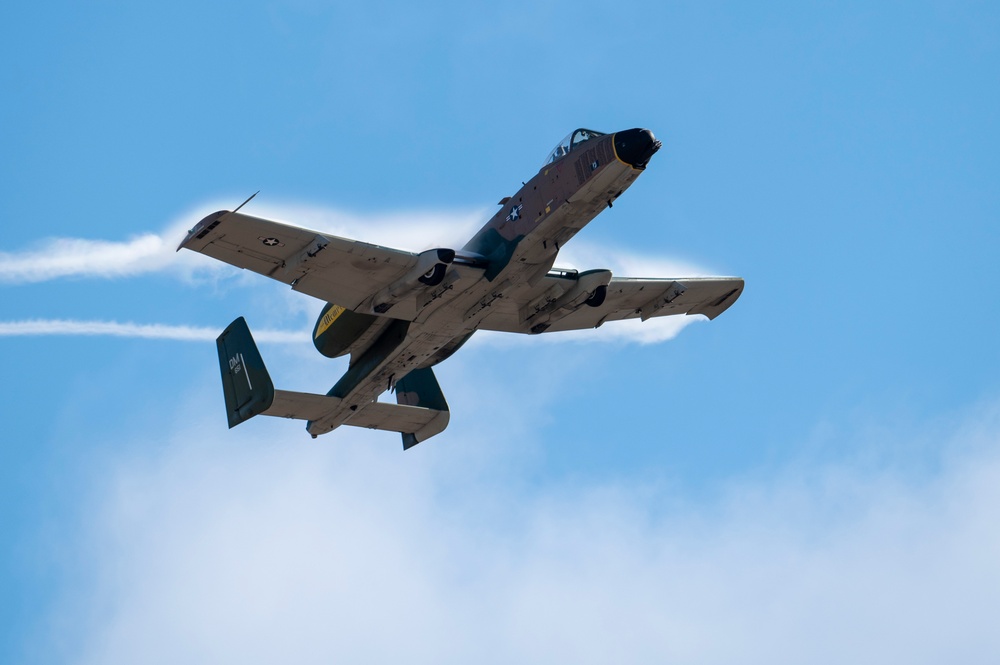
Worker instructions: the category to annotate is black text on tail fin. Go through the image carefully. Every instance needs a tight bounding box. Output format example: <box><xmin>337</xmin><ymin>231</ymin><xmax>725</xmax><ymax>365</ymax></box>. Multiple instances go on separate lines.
<box><xmin>216</xmin><ymin>317</ymin><xmax>275</xmax><ymax>428</ymax></box>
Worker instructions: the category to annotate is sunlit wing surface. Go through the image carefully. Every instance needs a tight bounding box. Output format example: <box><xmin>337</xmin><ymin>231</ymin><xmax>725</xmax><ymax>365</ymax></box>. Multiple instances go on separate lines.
<box><xmin>263</xmin><ymin>390</ymin><xmax>339</xmax><ymax>421</ymax></box>
<box><xmin>179</xmin><ymin>210</ymin><xmax>422</xmax><ymax>310</ymax></box>
<box><xmin>478</xmin><ymin>276</ymin><xmax>745</xmax><ymax>334</ymax></box>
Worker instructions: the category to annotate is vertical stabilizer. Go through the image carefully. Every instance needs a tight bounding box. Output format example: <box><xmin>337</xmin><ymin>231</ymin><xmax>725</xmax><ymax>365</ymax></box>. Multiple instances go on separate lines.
<box><xmin>395</xmin><ymin>367</ymin><xmax>450</xmax><ymax>449</ymax></box>
<box><xmin>216</xmin><ymin>317</ymin><xmax>275</xmax><ymax>428</ymax></box>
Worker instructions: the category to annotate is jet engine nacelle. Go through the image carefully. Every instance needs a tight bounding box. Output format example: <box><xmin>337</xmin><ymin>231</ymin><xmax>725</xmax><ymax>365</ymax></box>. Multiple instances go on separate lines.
<box><xmin>556</xmin><ymin>269</ymin><xmax>613</xmax><ymax>309</ymax></box>
<box><xmin>524</xmin><ymin>268</ymin><xmax>613</xmax><ymax>333</ymax></box>
<box><xmin>370</xmin><ymin>248</ymin><xmax>455</xmax><ymax>314</ymax></box>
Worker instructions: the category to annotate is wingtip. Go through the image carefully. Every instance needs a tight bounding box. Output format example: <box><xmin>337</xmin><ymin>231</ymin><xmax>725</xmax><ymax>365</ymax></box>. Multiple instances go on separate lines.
<box><xmin>696</xmin><ymin>278</ymin><xmax>744</xmax><ymax>320</ymax></box>
<box><xmin>177</xmin><ymin>210</ymin><xmax>231</xmax><ymax>251</ymax></box>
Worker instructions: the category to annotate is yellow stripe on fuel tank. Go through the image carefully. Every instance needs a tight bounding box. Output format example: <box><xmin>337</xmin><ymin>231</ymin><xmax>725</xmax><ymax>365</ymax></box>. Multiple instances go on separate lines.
<box><xmin>314</xmin><ymin>304</ymin><xmax>346</xmax><ymax>338</ymax></box>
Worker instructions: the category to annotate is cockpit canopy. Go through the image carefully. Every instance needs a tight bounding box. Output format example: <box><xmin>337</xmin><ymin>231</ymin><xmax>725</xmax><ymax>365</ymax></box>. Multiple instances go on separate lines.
<box><xmin>544</xmin><ymin>128</ymin><xmax>606</xmax><ymax>166</ymax></box>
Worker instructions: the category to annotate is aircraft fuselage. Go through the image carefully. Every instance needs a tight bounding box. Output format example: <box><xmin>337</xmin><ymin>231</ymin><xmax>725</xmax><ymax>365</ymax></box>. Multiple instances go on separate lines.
<box><xmin>305</xmin><ymin>129</ymin><xmax>661</xmax><ymax>436</ymax></box>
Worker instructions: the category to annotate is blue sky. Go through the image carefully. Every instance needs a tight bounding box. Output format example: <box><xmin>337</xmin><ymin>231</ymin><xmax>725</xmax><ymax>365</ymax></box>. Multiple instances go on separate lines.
<box><xmin>2</xmin><ymin>1</ymin><xmax>999</xmax><ymax>662</ymax></box>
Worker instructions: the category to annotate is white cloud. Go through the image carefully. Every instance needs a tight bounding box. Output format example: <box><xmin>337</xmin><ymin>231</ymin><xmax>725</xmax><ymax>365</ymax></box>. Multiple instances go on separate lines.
<box><xmin>47</xmin><ymin>394</ymin><xmax>1000</xmax><ymax>664</ymax></box>
<box><xmin>555</xmin><ymin>243</ymin><xmax>718</xmax><ymax>279</ymax></box>
<box><xmin>0</xmin><ymin>233</ymin><xmax>175</xmax><ymax>283</ymax></box>
<box><xmin>244</xmin><ymin>201</ymin><xmax>488</xmax><ymax>253</ymax></box>
<box><xmin>0</xmin><ymin>202</ymin><xmax>486</xmax><ymax>285</ymax></box>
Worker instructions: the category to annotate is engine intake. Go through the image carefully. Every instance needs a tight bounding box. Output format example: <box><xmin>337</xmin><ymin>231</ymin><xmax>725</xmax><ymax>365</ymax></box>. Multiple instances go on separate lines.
<box><xmin>371</xmin><ymin>248</ymin><xmax>455</xmax><ymax>314</ymax></box>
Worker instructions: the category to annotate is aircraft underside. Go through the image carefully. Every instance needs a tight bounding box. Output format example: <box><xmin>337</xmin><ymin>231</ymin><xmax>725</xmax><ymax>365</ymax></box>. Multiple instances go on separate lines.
<box><xmin>183</xmin><ymin>127</ymin><xmax>744</xmax><ymax>448</ymax></box>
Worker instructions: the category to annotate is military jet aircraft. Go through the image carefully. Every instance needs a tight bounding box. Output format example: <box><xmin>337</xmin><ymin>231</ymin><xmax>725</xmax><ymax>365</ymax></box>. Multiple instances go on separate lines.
<box><xmin>179</xmin><ymin>128</ymin><xmax>743</xmax><ymax>449</ymax></box>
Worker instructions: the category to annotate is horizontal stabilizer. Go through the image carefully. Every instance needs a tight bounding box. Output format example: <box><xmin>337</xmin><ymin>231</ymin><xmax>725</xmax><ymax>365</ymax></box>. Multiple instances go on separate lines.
<box><xmin>348</xmin><ymin>401</ymin><xmax>449</xmax><ymax>449</ymax></box>
<box><xmin>264</xmin><ymin>390</ymin><xmax>341</xmax><ymax>421</ymax></box>
<box><xmin>215</xmin><ymin>319</ymin><xmax>450</xmax><ymax>447</ymax></box>
<box><xmin>261</xmin><ymin>375</ymin><xmax>449</xmax><ymax>448</ymax></box>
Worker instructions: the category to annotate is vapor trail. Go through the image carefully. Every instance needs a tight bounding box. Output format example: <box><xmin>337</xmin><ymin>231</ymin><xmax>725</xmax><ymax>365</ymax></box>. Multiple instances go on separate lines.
<box><xmin>0</xmin><ymin>319</ymin><xmax>307</xmax><ymax>344</ymax></box>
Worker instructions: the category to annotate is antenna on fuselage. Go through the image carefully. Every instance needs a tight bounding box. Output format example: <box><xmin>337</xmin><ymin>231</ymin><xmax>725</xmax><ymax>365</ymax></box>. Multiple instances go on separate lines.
<box><xmin>233</xmin><ymin>190</ymin><xmax>260</xmax><ymax>213</ymax></box>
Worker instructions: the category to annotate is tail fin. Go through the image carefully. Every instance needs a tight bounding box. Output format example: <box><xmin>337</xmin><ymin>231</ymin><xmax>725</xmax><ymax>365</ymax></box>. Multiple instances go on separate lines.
<box><xmin>395</xmin><ymin>367</ymin><xmax>449</xmax><ymax>449</ymax></box>
<box><xmin>214</xmin><ymin>317</ymin><xmax>449</xmax><ymax>447</ymax></box>
<box><xmin>216</xmin><ymin>317</ymin><xmax>275</xmax><ymax>428</ymax></box>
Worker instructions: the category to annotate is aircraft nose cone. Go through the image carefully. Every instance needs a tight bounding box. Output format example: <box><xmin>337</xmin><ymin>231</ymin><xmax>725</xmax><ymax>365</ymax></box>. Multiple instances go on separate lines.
<box><xmin>614</xmin><ymin>128</ymin><xmax>661</xmax><ymax>169</ymax></box>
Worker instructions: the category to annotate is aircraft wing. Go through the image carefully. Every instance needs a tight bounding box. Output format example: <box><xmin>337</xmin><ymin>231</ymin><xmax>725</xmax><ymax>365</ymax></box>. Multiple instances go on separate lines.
<box><xmin>478</xmin><ymin>275</ymin><xmax>744</xmax><ymax>334</ymax></box>
<box><xmin>179</xmin><ymin>210</ymin><xmax>427</xmax><ymax>310</ymax></box>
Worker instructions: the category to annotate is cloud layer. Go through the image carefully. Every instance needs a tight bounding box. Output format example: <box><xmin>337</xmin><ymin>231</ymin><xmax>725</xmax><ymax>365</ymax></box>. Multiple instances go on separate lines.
<box><xmin>47</xmin><ymin>393</ymin><xmax>1000</xmax><ymax>664</ymax></box>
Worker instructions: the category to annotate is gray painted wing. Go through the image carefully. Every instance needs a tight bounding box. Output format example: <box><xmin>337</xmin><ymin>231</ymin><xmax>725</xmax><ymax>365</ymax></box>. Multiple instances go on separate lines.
<box><xmin>263</xmin><ymin>390</ymin><xmax>448</xmax><ymax>443</ymax></box>
<box><xmin>263</xmin><ymin>390</ymin><xmax>341</xmax><ymax>421</ymax></box>
<box><xmin>179</xmin><ymin>210</ymin><xmax>420</xmax><ymax>309</ymax></box>
<box><xmin>478</xmin><ymin>276</ymin><xmax>744</xmax><ymax>334</ymax></box>
<box><xmin>347</xmin><ymin>402</ymin><xmax>449</xmax><ymax>437</ymax></box>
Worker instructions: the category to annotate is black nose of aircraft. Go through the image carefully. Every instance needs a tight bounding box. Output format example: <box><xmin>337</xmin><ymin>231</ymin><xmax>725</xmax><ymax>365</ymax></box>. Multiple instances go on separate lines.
<box><xmin>613</xmin><ymin>128</ymin><xmax>662</xmax><ymax>169</ymax></box>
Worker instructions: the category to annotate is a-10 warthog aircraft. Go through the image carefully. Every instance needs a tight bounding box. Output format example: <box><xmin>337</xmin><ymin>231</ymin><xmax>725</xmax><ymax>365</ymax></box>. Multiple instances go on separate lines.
<box><xmin>179</xmin><ymin>128</ymin><xmax>743</xmax><ymax>449</ymax></box>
